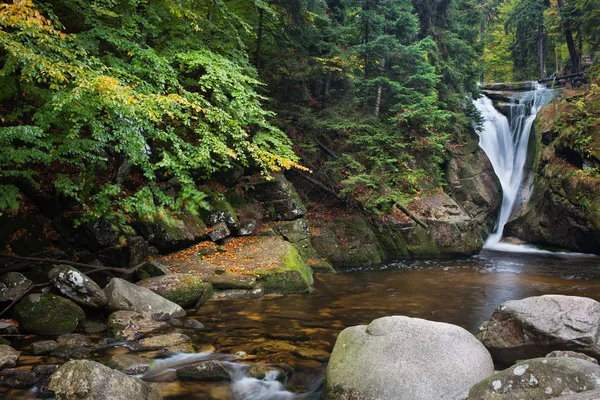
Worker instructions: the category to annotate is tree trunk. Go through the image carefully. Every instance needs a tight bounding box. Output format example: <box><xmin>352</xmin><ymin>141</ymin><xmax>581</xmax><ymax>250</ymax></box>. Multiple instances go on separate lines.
<box><xmin>374</xmin><ymin>58</ymin><xmax>385</xmax><ymax>117</ymax></box>
<box><xmin>556</xmin><ymin>0</ymin><xmax>580</xmax><ymax>74</ymax></box>
<box><xmin>255</xmin><ymin>7</ymin><xmax>264</xmax><ymax>70</ymax></box>
<box><xmin>538</xmin><ymin>25</ymin><xmax>546</xmax><ymax>79</ymax></box>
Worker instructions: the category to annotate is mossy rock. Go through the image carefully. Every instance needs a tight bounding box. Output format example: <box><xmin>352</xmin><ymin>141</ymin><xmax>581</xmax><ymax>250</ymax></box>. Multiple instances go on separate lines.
<box><xmin>254</xmin><ymin>244</ymin><xmax>313</xmax><ymax>294</ymax></box>
<box><xmin>136</xmin><ymin>273</ymin><xmax>210</xmax><ymax>308</ymax></box>
<box><xmin>201</xmin><ymin>192</ymin><xmax>240</xmax><ymax>231</ymax></box>
<box><xmin>13</xmin><ymin>294</ymin><xmax>85</xmax><ymax>335</ymax></box>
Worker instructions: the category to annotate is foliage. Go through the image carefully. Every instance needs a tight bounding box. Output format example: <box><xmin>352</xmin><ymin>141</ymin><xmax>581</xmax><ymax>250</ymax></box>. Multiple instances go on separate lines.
<box><xmin>0</xmin><ymin>0</ymin><xmax>301</xmax><ymax>222</ymax></box>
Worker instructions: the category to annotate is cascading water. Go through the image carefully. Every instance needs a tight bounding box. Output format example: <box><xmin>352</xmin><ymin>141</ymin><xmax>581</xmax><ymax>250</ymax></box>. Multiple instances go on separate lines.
<box><xmin>474</xmin><ymin>82</ymin><xmax>556</xmax><ymax>250</ymax></box>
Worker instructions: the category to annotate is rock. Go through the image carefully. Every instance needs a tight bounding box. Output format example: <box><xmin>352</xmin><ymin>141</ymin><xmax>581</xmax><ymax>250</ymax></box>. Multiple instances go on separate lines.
<box><xmin>48</xmin><ymin>265</ymin><xmax>107</xmax><ymax>309</ymax></box>
<box><xmin>48</xmin><ymin>360</ymin><xmax>161</xmax><ymax>400</ymax></box>
<box><xmin>107</xmin><ymin>310</ymin><xmax>169</xmax><ymax>341</ymax></box>
<box><xmin>84</xmin><ymin>236</ymin><xmax>149</xmax><ymax>269</ymax></box>
<box><xmin>248</xmin><ymin>174</ymin><xmax>307</xmax><ymax>221</ymax></box>
<box><xmin>34</xmin><ymin>364</ymin><xmax>59</xmax><ymax>396</ymax></box>
<box><xmin>135</xmin><ymin>260</ymin><xmax>171</xmax><ymax>281</ymax></box>
<box><xmin>0</xmin><ymin>345</ymin><xmax>19</xmax><ymax>370</ymax></box>
<box><xmin>83</xmin><ymin>320</ymin><xmax>106</xmax><ymax>334</ymax></box>
<box><xmin>50</xmin><ymin>345</ymin><xmax>93</xmax><ymax>359</ymax></box>
<box><xmin>176</xmin><ymin>361</ymin><xmax>230</xmax><ymax>381</ymax></box>
<box><xmin>0</xmin><ymin>369</ymin><xmax>37</xmax><ymax>388</ymax></box>
<box><xmin>254</xmin><ymin>243</ymin><xmax>313</xmax><ymax>294</ymax></box>
<box><xmin>80</xmin><ymin>218</ymin><xmax>119</xmax><ymax>251</ymax></box>
<box><xmin>0</xmin><ymin>272</ymin><xmax>33</xmax><ymax>302</ymax></box>
<box><xmin>134</xmin><ymin>333</ymin><xmax>190</xmax><ymax>351</ymax></box>
<box><xmin>212</xmin><ymin>286</ymin><xmax>264</xmax><ymax>300</ymax></box>
<box><xmin>104</xmin><ymin>278</ymin><xmax>186</xmax><ymax>319</ymax></box>
<box><xmin>247</xmin><ymin>365</ymin><xmax>287</xmax><ymax>380</ymax></box>
<box><xmin>184</xmin><ymin>319</ymin><xmax>205</xmax><ymax>330</ymax></box>
<box><xmin>169</xmin><ymin>318</ymin><xmax>183</xmax><ymax>327</ymax></box>
<box><xmin>210</xmin><ymin>273</ymin><xmax>257</xmax><ymax>290</ymax></box>
<box><xmin>546</xmin><ymin>351</ymin><xmax>598</xmax><ymax>364</ymax></box>
<box><xmin>237</xmin><ymin>219</ymin><xmax>257</xmax><ymax>236</ymax></box>
<box><xmin>325</xmin><ymin>316</ymin><xmax>494</xmax><ymax>400</ymax></box>
<box><xmin>467</xmin><ymin>357</ymin><xmax>600</xmax><ymax>400</ymax></box>
<box><xmin>136</xmin><ymin>274</ymin><xmax>210</xmax><ymax>308</ymax></box>
<box><xmin>136</xmin><ymin>212</ymin><xmax>206</xmax><ymax>253</ymax></box>
<box><xmin>56</xmin><ymin>334</ymin><xmax>92</xmax><ymax>347</ymax></box>
<box><xmin>0</xmin><ymin>321</ymin><xmax>18</xmax><ymax>335</ymax></box>
<box><xmin>201</xmin><ymin>194</ymin><xmax>240</xmax><ymax>231</ymax></box>
<box><xmin>207</xmin><ymin>222</ymin><xmax>230</xmax><ymax>242</ymax></box>
<box><xmin>107</xmin><ymin>354</ymin><xmax>153</xmax><ymax>375</ymax></box>
<box><xmin>549</xmin><ymin>389</ymin><xmax>600</xmax><ymax>399</ymax></box>
<box><xmin>477</xmin><ymin>295</ymin><xmax>600</xmax><ymax>365</ymax></box>
<box><xmin>13</xmin><ymin>294</ymin><xmax>85</xmax><ymax>335</ymax></box>
<box><xmin>31</xmin><ymin>340</ymin><xmax>59</xmax><ymax>356</ymax></box>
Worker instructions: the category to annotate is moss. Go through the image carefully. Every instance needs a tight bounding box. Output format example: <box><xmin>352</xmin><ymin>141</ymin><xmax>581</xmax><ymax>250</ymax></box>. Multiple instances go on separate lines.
<box><xmin>254</xmin><ymin>245</ymin><xmax>314</xmax><ymax>294</ymax></box>
<box><xmin>13</xmin><ymin>294</ymin><xmax>85</xmax><ymax>335</ymax></box>
<box><xmin>137</xmin><ymin>274</ymin><xmax>207</xmax><ymax>308</ymax></box>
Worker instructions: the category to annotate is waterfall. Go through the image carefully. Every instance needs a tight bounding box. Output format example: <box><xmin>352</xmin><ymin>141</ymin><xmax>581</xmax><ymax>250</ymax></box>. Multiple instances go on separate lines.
<box><xmin>473</xmin><ymin>82</ymin><xmax>556</xmax><ymax>250</ymax></box>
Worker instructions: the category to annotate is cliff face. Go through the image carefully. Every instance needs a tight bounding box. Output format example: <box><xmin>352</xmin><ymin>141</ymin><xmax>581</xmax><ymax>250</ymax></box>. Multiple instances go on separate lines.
<box><xmin>505</xmin><ymin>87</ymin><xmax>600</xmax><ymax>254</ymax></box>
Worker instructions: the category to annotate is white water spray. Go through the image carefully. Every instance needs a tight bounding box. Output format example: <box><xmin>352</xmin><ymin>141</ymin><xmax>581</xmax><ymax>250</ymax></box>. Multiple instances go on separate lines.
<box><xmin>474</xmin><ymin>82</ymin><xmax>556</xmax><ymax>250</ymax></box>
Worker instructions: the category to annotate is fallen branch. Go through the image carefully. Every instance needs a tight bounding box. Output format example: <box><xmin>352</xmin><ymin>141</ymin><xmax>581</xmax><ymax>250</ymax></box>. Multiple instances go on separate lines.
<box><xmin>393</xmin><ymin>201</ymin><xmax>428</xmax><ymax>230</ymax></box>
<box><xmin>313</xmin><ymin>136</ymin><xmax>339</xmax><ymax>160</ymax></box>
<box><xmin>0</xmin><ymin>254</ymin><xmax>146</xmax><ymax>275</ymax></box>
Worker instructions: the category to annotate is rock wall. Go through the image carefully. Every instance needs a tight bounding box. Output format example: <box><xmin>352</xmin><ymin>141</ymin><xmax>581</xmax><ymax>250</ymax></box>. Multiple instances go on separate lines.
<box><xmin>505</xmin><ymin>96</ymin><xmax>600</xmax><ymax>254</ymax></box>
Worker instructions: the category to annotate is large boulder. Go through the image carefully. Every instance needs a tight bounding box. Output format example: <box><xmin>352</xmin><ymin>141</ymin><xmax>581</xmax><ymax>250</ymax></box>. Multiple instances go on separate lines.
<box><xmin>104</xmin><ymin>278</ymin><xmax>186</xmax><ymax>319</ymax></box>
<box><xmin>467</xmin><ymin>357</ymin><xmax>600</xmax><ymax>399</ymax></box>
<box><xmin>477</xmin><ymin>295</ymin><xmax>600</xmax><ymax>365</ymax></box>
<box><xmin>48</xmin><ymin>360</ymin><xmax>161</xmax><ymax>400</ymax></box>
<box><xmin>135</xmin><ymin>212</ymin><xmax>206</xmax><ymax>253</ymax></box>
<box><xmin>325</xmin><ymin>316</ymin><xmax>494</xmax><ymax>400</ymax></box>
<box><xmin>136</xmin><ymin>273</ymin><xmax>210</xmax><ymax>308</ymax></box>
<box><xmin>49</xmin><ymin>265</ymin><xmax>107</xmax><ymax>309</ymax></box>
<box><xmin>248</xmin><ymin>173</ymin><xmax>307</xmax><ymax>221</ymax></box>
<box><xmin>13</xmin><ymin>294</ymin><xmax>85</xmax><ymax>335</ymax></box>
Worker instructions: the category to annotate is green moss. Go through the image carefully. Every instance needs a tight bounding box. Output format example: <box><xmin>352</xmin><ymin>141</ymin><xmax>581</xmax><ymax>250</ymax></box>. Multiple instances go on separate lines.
<box><xmin>13</xmin><ymin>294</ymin><xmax>85</xmax><ymax>335</ymax></box>
<box><xmin>254</xmin><ymin>245</ymin><xmax>313</xmax><ymax>294</ymax></box>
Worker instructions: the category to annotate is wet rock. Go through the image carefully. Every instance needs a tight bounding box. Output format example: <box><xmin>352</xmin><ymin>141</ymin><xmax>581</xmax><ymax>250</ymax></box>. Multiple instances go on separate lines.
<box><xmin>31</xmin><ymin>341</ymin><xmax>59</xmax><ymax>356</ymax></box>
<box><xmin>169</xmin><ymin>318</ymin><xmax>184</xmax><ymax>327</ymax></box>
<box><xmin>0</xmin><ymin>345</ymin><xmax>19</xmax><ymax>370</ymax></box>
<box><xmin>0</xmin><ymin>369</ymin><xmax>36</xmax><ymax>388</ymax></box>
<box><xmin>0</xmin><ymin>321</ymin><xmax>18</xmax><ymax>335</ymax></box>
<box><xmin>477</xmin><ymin>295</ymin><xmax>600</xmax><ymax>365</ymax></box>
<box><xmin>210</xmin><ymin>273</ymin><xmax>257</xmax><ymax>290</ymax></box>
<box><xmin>48</xmin><ymin>265</ymin><xmax>107</xmax><ymax>309</ymax></box>
<box><xmin>467</xmin><ymin>357</ymin><xmax>600</xmax><ymax>400</ymax></box>
<box><xmin>550</xmin><ymin>389</ymin><xmax>600</xmax><ymax>399</ymax></box>
<box><xmin>325</xmin><ymin>316</ymin><xmax>494</xmax><ymax>400</ymax></box>
<box><xmin>135</xmin><ymin>260</ymin><xmax>171</xmax><ymax>281</ymax></box>
<box><xmin>0</xmin><ymin>272</ymin><xmax>33</xmax><ymax>302</ymax></box>
<box><xmin>176</xmin><ymin>361</ymin><xmax>230</xmax><ymax>381</ymax></box>
<box><xmin>160</xmin><ymin>341</ymin><xmax>196</xmax><ymax>355</ymax></box>
<box><xmin>254</xmin><ymin>243</ymin><xmax>313</xmax><ymax>294</ymax></box>
<box><xmin>104</xmin><ymin>278</ymin><xmax>186</xmax><ymax>319</ymax></box>
<box><xmin>13</xmin><ymin>294</ymin><xmax>85</xmax><ymax>335</ymax></box>
<box><xmin>212</xmin><ymin>286</ymin><xmax>264</xmax><ymax>300</ymax></box>
<box><xmin>50</xmin><ymin>345</ymin><xmax>93</xmax><ymax>359</ymax></box>
<box><xmin>293</xmin><ymin>348</ymin><xmax>330</xmax><ymax>362</ymax></box>
<box><xmin>184</xmin><ymin>319</ymin><xmax>205</xmax><ymax>330</ymax></box>
<box><xmin>80</xmin><ymin>218</ymin><xmax>119</xmax><ymax>251</ymax></box>
<box><xmin>237</xmin><ymin>219</ymin><xmax>257</xmax><ymax>236</ymax></box>
<box><xmin>546</xmin><ymin>350</ymin><xmax>598</xmax><ymax>364</ymax></box>
<box><xmin>34</xmin><ymin>364</ymin><xmax>58</xmax><ymax>396</ymax></box>
<box><xmin>107</xmin><ymin>310</ymin><xmax>169</xmax><ymax>341</ymax></box>
<box><xmin>56</xmin><ymin>334</ymin><xmax>92</xmax><ymax>347</ymax></box>
<box><xmin>134</xmin><ymin>333</ymin><xmax>191</xmax><ymax>351</ymax></box>
<box><xmin>48</xmin><ymin>360</ymin><xmax>161</xmax><ymax>400</ymax></box>
<box><xmin>207</xmin><ymin>222</ymin><xmax>230</xmax><ymax>242</ymax></box>
<box><xmin>83</xmin><ymin>320</ymin><xmax>106</xmax><ymax>334</ymax></box>
<box><xmin>107</xmin><ymin>354</ymin><xmax>153</xmax><ymax>375</ymax></box>
<box><xmin>247</xmin><ymin>365</ymin><xmax>287</xmax><ymax>380</ymax></box>
<box><xmin>136</xmin><ymin>274</ymin><xmax>210</xmax><ymax>308</ymax></box>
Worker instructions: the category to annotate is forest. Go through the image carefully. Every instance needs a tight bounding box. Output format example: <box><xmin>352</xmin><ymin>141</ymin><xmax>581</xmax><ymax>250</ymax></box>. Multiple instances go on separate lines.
<box><xmin>1</xmin><ymin>0</ymin><xmax>597</xmax><ymax>225</ymax></box>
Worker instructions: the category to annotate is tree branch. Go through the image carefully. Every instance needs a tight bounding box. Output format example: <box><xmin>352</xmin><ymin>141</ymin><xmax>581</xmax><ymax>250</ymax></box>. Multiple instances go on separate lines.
<box><xmin>0</xmin><ymin>254</ymin><xmax>146</xmax><ymax>275</ymax></box>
